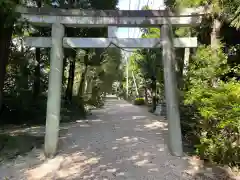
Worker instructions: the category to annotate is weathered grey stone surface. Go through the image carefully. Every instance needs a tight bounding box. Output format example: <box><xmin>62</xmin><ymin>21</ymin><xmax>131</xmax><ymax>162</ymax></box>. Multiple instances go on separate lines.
<box><xmin>16</xmin><ymin>6</ymin><xmax>208</xmax><ymax>17</ymax></box>
<box><xmin>23</xmin><ymin>37</ymin><xmax>198</xmax><ymax>48</ymax></box>
<box><xmin>19</xmin><ymin>14</ymin><xmax>203</xmax><ymax>27</ymax></box>
<box><xmin>161</xmin><ymin>24</ymin><xmax>183</xmax><ymax>156</ymax></box>
<box><xmin>44</xmin><ymin>23</ymin><xmax>64</xmax><ymax>157</ymax></box>
<box><xmin>16</xmin><ymin>6</ymin><xmax>209</xmax><ymax>27</ymax></box>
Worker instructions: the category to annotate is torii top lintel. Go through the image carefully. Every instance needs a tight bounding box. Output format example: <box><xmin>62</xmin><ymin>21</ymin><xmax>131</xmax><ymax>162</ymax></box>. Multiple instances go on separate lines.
<box><xmin>16</xmin><ymin>6</ymin><xmax>209</xmax><ymax>27</ymax></box>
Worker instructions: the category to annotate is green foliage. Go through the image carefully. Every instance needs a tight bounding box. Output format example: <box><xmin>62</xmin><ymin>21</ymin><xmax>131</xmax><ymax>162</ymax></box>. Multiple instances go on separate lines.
<box><xmin>1</xmin><ymin>0</ymin><xmax>121</xmax><ymax>127</ymax></box>
<box><xmin>168</xmin><ymin>0</ymin><xmax>240</xmax><ymax>34</ymax></box>
<box><xmin>0</xmin><ymin>0</ymin><xmax>18</xmax><ymax>12</ymax></box>
<box><xmin>231</xmin><ymin>6</ymin><xmax>240</xmax><ymax>29</ymax></box>
<box><xmin>126</xmin><ymin>26</ymin><xmax>164</xmax><ymax>106</ymax></box>
<box><xmin>187</xmin><ymin>45</ymin><xmax>229</xmax><ymax>87</ymax></box>
<box><xmin>185</xmin><ymin>81</ymin><xmax>240</xmax><ymax>166</ymax></box>
<box><xmin>133</xmin><ymin>98</ymin><xmax>145</xmax><ymax>105</ymax></box>
<box><xmin>184</xmin><ymin>45</ymin><xmax>240</xmax><ymax>166</ymax></box>
<box><xmin>0</xmin><ymin>0</ymin><xmax>20</xmax><ymax>27</ymax></box>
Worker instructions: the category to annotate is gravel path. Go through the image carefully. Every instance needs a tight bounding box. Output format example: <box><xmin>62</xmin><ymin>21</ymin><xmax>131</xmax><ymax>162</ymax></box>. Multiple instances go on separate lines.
<box><xmin>0</xmin><ymin>97</ymin><xmax>196</xmax><ymax>180</ymax></box>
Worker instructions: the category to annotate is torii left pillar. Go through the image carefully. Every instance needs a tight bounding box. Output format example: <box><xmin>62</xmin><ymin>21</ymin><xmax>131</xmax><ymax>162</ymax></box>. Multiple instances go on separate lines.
<box><xmin>44</xmin><ymin>23</ymin><xmax>65</xmax><ymax>157</ymax></box>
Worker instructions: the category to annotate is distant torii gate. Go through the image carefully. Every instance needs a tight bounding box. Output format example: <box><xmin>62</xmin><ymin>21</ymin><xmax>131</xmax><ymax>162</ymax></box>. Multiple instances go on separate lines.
<box><xmin>16</xmin><ymin>6</ymin><xmax>205</xmax><ymax>157</ymax></box>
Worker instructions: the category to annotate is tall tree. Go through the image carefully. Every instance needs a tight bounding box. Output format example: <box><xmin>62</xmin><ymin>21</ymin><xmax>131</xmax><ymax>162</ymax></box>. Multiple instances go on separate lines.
<box><xmin>129</xmin><ymin>26</ymin><xmax>163</xmax><ymax>111</ymax></box>
<box><xmin>0</xmin><ymin>0</ymin><xmax>20</xmax><ymax>111</ymax></box>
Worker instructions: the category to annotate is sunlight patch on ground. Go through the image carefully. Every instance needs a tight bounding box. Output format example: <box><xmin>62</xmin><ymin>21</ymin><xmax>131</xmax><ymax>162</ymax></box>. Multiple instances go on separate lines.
<box><xmin>116</xmin><ymin>136</ymin><xmax>139</xmax><ymax>143</ymax></box>
<box><xmin>107</xmin><ymin>168</ymin><xmax>117</xmax><ymax>173</ymax></box>
<box><xmin>26</xmin><ymin>152</ymin><xmax>101</xmax><ymax>180</ymax></box>
<box><xmin>90</xmin><ymin>119</ymin><xmax>102</xmax><ymax>122</ymax></box>
<box><xmin>27</xmin><ymin>156</ymin><xmax>65</xmax><ymax>179</ymax></box>
<box><xmin>79</xmin><ymin>124</ymin><xmax>91</xmax><ymax>127</ymax></box>
<box><xmin>112</xmin><ymin>146</ymin><xmax>118</xmax><ymax>150</ymax></box>
<box><xmin>76</xmin><ymin>119</ymin><xmax>102</xmax><ymax>123</ymax></box>
<box><xmin>132</xmin><ymin>115</ymin><xmax>146</xmax><ymax>120</ymax></box>
<box><xmin>148</xmin><ymin>168</ymin><xmax>159</xmax><ymax>172</ymax></box>
<box><xmin>135</xmin><ymin>159</ymin><xmax>150</xmax><ymax>166</ymax></box>
<box><xmin>118</xmin><ymin>104</ymin><xmax>133</xmax><ymax>107</ymax></box>
<box><xmin>144</xmin><ymin>121</ymin><xmax>167</xmax><ymax>130</ymax></box>
<box><xmin>127</xmin><ymin>155</ymin><xmax>139</xmax><ymax>161</ymax></box>
<box><xmin>0</xmin><ymin>126</ymin><xmax>45</xmax><ymax>136</ymax></box>
<box><xmin>75</xmin><ymin>120</ymin><xmax>86</xmax><ymax>123</ymax></box>
<box><xmin>156</xmin><ymin>144</ymin><xmax>167</xmax><ymax>152</ymax></box>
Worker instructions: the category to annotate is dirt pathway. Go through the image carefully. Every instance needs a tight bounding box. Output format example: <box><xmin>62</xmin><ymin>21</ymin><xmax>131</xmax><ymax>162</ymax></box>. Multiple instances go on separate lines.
<box><xmin>0</xmin><ymin>97</ymin><xmax>197</xmax><ymax>180</ymax></box>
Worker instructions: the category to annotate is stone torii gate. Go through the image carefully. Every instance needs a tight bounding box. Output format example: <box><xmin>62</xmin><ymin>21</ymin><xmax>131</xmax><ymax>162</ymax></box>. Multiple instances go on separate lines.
<box><xmin>16</xmin><ymin>6</ymin><xmax>204</xmax><ymax>157</ymax></box>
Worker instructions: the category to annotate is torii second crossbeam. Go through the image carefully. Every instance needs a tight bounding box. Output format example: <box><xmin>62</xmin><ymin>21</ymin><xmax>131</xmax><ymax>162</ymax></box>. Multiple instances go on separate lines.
<box><xmin>23</xmin><ymin>37</ymin><xmax>198</xmax><ymax>48</ymax></box>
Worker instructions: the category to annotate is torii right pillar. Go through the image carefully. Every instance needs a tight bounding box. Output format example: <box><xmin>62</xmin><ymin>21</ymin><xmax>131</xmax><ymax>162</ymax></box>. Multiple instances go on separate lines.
<box><xmin>161</xmin><ymin>24</ymin><xmax>183</xmax><ymax>156</ymax></box>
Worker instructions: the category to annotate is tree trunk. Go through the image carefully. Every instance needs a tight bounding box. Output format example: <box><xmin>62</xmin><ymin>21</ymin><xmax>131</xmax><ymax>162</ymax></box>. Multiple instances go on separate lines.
<box><xmin>144</xmin><ymin>86</ymin><xmax>148</xmax><ymax>105</ymax></box>
<box><xmin>65</xmin><ymin>53</ymin><xmax>76</xmax><ymax>102</ymax></box>
<box><xmin>183</xmin><ymin>48</ymin><xmax>190</xmax><ymax>75</ymax></box>
<box><xmin>59</xmin><ymin>0</ymin><xmax>65</xmax><ymax>7</ymax></box>
<box><xmin>18</xmin><ymin>61</ymin><xmax>29</xmax><ymax>94</ymax></box>
<box><xmin>151</xmin><ymin>78</ymin><xmax>157</xmax><ymax>112</ymax></box>
<box><xmin>132</xmin><ymin>71</ymin><xmax>139</xmax><ymax>97</ymax></box>
<box><xmin>211</xmin><ymin>18</ymin><xmax>222</xmax><ymax>49</ymax></box>
<box><xmin>211</xmin><ymin>18</ymin><xmax>222</xmax><ymax>87</ymax></box>
<box><xmin>84</xmin><ymin>76</ymin><xmax>92</xmax><ymax>99</ymax></box>
<box><xmin>77</xmin><ymin>50</ymin><xmax>89</xmax><ymax>98</ymax></box>
<box><xmin>33</xmin><ymin>48</ymin><xmax>41</xmax><ymax>98</ymax></box>
<box><xmin>0</xmin><ymin>12</ymin><xmax>13</xmax><ymax>111</ymax></box>
<box><xmin>78</xmin><ymin>64</ymin><xmax>88</xmax><ymax>98</ymax></box>
<box><xmin>68</xmin><ymin>0</ymin><xmax>73</xmax><ymax>7</ymax></box>
<box><xmin>75</xmin><ymin>52</ymin><xmax>89</xmax><ymax>117</ymax></box>
<box><xmin>33</xmin><ymin>1</ymin><xmax>42</xmax><ymax>99</ymax></box>
<box><xmin>87</xmin><ymin>78</ymin><xmax>93</xmax><ymax>94</ymax></box>
<box><xmin>19</xmin><ymin>39</ymin><xmax>29</xmax><ymax>93</ymax></box>
<box><xmin>84</xmin><ymin>77</ymin><xmax>88</xmax><ymax>93</ymax></box>
<box><xmin>62</xmin><ymin>56</ymin><xmax>67</xmax><ymax>85</ymax></box>
<box><xmin>182</xmin><ymin>27</ymin><xmax>192</xmax><ymax>79</ymax></box>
